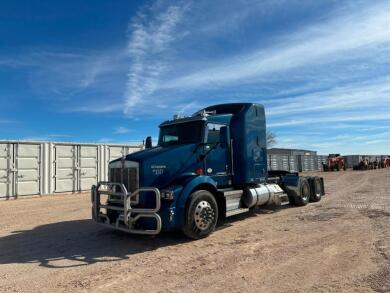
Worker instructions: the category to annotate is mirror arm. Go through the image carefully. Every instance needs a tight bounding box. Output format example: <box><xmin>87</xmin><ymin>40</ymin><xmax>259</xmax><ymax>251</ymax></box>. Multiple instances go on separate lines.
<box><xmin>198</xmin><ymin>142</ymin><xmax>220</xmax><ymax>161</ymax></box>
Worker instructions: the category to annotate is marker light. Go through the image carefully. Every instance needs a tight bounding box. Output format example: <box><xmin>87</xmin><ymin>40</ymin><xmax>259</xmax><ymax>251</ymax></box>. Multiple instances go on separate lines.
<box><xmin>161</xmin><ymin>190</ymin><xmax>174</xmax><ymax>200</ymax></box>
<box><xmin>195</xmin><ymin>168</ymin><xmax>204</xmax><ymax>176</ymax></box>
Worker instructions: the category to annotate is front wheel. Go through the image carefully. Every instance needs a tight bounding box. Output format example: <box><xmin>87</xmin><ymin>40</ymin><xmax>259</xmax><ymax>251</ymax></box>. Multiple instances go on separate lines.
<box><xmin>182</xmin><ymin>190</ymin><xmax>218</xmax><ymax>239</ymax></box>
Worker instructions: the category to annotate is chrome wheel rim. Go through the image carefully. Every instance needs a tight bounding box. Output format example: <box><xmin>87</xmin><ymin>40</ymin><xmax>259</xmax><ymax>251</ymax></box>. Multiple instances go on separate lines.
<box><xmin>194</xmin><ymin>200</ymin><xmax>215</xmax><ymax>230</ymax></box>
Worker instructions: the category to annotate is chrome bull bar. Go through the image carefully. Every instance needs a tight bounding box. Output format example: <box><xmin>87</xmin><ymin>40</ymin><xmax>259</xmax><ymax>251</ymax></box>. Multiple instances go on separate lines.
<box><xmin>91</xmin><ymin>181</ymin><xmax>162</xmax><ymax>235</ymax></box>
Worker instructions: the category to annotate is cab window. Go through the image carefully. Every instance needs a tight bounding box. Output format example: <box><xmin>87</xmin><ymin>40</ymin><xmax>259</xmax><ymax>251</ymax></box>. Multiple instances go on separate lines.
<box><xmin>207</xmin><ymin>123</ymin><xmax>224</xmax><ymax>144</ymax></box>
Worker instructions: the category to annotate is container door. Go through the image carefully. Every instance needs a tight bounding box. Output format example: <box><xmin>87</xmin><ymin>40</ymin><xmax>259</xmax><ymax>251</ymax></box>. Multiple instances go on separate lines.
<box><xmin>108</xmin><ymin>146</ymin><xmax>125</xmax><ymax>162</ymax></box>
<box><xmin>79</xmin><ymin>146</ymin><xmax>98</xmax><ymax>191</ymax></box>
<box><xmin>126</xmin><ymin>146</ymin><xmax>140</xmax><ymax>155</ymax></box>
<box><xmin>289</xmin><ymin>155</ymin><xmax>298</xmax><ymax>172</ymax></box>
<box><xmin>0</xmin><ymin>143</ymin><xmax>12</xmax><ymax>198</ymax></box>
<box><xmin>15</xmin><ymin>143</ymin><xmax>41</xmax><ymax>196</ymax></box>
<box><xmin>54</xmin><ymin>145</ymin><xmax>76</xmax><ymax>192</ymax></box>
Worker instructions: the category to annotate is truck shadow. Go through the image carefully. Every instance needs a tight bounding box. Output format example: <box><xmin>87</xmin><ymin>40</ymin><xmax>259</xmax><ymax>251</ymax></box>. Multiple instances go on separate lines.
<box><xmin>0</xmin><ymin>220</ymin><xmax>189</xmax><ymax>269</ymax></box>
<box><xmin>217</xmin><ymin>204</ymin><xmax>289</xmax><ymax>230</ymax></box>
<box><xmin>0</xmin><ymin>205</ymin><xmax>291</xmax><ymax>269</ymax></box>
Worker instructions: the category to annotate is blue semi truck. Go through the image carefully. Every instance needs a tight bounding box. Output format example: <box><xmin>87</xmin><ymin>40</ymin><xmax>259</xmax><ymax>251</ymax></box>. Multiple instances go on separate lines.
<box><xmin>92</xmin><ymin>103</ymin><xmax>325</xmax><ymax>239</ymax></box>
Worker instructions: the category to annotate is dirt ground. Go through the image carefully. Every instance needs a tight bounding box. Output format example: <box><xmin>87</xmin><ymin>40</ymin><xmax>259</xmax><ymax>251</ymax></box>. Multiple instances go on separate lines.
<box><xmin>0</xmin><ymin>169</ymin><xmax>389</xmax><ymax>293</ymax></box>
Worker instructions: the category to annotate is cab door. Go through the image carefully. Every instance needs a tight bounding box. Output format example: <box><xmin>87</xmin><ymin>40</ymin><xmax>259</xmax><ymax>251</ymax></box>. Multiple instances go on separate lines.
<box><xmin>204</xmin><ymin>123</ymin><xmax>231</xmax><ymax>187</ymax></box>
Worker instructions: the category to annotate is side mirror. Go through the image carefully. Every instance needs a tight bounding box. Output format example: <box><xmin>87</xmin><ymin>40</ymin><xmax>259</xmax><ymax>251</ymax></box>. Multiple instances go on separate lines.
<box><xmin>220</xmin><ymin>126</ymin><xmax>229</xmax><ymax>148</ymax></box>
<box><xmin>145</xmin><ymin>136</ymin><xmax>152</xmax><ymax>149</ymax></box>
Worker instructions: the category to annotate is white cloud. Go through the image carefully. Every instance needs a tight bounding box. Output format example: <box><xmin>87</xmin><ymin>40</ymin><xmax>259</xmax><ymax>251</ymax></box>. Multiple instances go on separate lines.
<box><xmin>265</xmin><ymin>77</ymin><xmax>390</xmax><ymax>118</ymax></box>
<box><xmin>162</xmin><ymin>1</ymin><xmax>390</xmax><ymax>89</ymax></box>
<box><xmin>67</xmin><ymin>102</ymin><xmax>123</xmax><ymax>113</ymax></box>
<box><xmin>96</xmin><ymin>138</ymin><xmax>143</xmax><ymax>145</ymax></box>
<box><xmin>114</xmin><ymin>126</ymin><xmax>131</xmax><ymax>134</ymax></box>
<box><xmin>21</xmin><ymin>134</ymin><xmax>71</xmax><ymax>141</ymax></box>
<box><xmin>124</xmin><ymin>1</ymin><xmax>189</xmax><ymax>114</ymax></box>
<box><xmin>365</xmin><ymin>139</ymin><xmax>387</xmax><ymax>145</ymax></box>
<box><xmin>97</xmin><ymin>138</ymin><xmax>115</xmax><ymax>143</ymax></box>
<box><xmin>1</xmin><ymin>49</ymin><xmax>129</xmax><ymax>105</ymax></box>
<box><xmin>0</xmin><ymin>119</ymin><xmax>18</xmax><ymax>124</ymax></box>
<box><xmin>268</xmin><ymin>113</ymin><xmax>390</xmax><ymax>128</ymax></box>
<box><xmin>274</xmin><ymin>132</ymin><xmax>390</xmax><ymax>155</ymax></box>
<box><xmin>2</xmin><ymin>0</ymin><xmax>390</xmax><ymax>154</ymax></box>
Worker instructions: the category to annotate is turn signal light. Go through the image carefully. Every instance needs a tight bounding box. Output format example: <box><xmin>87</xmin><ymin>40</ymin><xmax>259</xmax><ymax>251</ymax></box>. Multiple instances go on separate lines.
<box><xmin>195</xmin><ymin>168</ymin><xmax>203</xmax><ymax>176</ymax></box>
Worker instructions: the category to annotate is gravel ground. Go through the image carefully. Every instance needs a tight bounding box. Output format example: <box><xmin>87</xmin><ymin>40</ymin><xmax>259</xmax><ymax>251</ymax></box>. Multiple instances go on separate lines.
<box><xmin>0</xmin><ymin>169</ymin><xmax>389</xmax><ymax>292</ymax></box>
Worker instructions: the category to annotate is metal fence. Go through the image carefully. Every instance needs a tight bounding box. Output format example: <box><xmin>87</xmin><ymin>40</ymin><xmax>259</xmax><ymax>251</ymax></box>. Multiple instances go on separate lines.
<box><xmin>344</xmin><ymin>155</ymin><xmax>388</xmax><ymax>168</ymax></box>
<box><xmin>0</xmin><ymin>141</ymin><xmax>141</xmax><ymax>199</ymax></box>
<box><xmin>268</xmin><ymin>154</ymin><xmax>300</xmax><ymax>172</ymax></box>
<box><xmin>267</xmin><ymin>154</ymin><xmax>328</xmax><ymax>172</ymax></box>
<box><xmin>268</xmin><ymin>154</ymin><xmax>390</xmax><ymax>172</ymax></box>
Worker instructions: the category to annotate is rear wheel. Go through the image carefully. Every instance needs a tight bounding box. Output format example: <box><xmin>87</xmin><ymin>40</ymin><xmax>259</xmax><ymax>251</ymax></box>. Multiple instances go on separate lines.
<box><xmin>309</xmin><ymin>177</ymin><xmax>322</xmax><ymax>202</ymax></box>
<box><xmin>294</xmin><ymin>178</ymin><xmax>311</xmax><ymax>206</ymax></box>
<box><xmin>182</xmin><ymin>190</ymin><xmax>218</xmax><ymax>239</ymax></box>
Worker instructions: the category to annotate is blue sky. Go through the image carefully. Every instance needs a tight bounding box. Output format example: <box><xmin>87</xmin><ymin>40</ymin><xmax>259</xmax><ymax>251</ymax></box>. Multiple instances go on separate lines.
<box><xmin>0</xmin><ymin>0</ymin><xmax>389</xmax><ymax>154</ymax></box>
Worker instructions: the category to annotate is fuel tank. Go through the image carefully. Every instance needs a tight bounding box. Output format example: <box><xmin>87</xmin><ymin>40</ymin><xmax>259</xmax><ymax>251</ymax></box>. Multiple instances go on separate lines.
<box><xmin>243</xmin><ymin>184</ymin><xmax>285</xmax><ymax>208</ymax></box>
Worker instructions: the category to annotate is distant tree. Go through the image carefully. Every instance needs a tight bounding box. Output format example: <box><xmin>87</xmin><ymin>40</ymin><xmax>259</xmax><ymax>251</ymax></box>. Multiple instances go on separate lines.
<box><xmin>267</xmin><ymin>131</ymin><xmax>277</xmax><ymax>147</ymax></box>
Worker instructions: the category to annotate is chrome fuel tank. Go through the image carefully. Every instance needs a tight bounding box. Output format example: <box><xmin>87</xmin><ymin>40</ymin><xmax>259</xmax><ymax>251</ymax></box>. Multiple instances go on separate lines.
<box><xmin>243</xmin><ymin>184</ymin><xmax>284</xmax><ymax>208</ymax></box>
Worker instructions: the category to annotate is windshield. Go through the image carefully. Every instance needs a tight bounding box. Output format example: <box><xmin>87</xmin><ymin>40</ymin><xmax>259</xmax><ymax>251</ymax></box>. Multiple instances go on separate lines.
<box><xmin>158</xmin><ymin>121</ymin><xmax>204</xmax><ymax>147</ymax></box>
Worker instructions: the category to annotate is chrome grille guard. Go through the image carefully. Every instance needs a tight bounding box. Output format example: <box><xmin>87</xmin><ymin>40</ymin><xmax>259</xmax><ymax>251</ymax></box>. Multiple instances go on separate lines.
<box><xmin>91</xmin><ymin>181</ymin><xmax>162</xmax><ymax>235</ymax></box>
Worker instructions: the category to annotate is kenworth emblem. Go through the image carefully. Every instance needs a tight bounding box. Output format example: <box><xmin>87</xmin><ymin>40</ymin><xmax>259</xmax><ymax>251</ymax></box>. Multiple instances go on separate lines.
<box><xmin>151</xmin><ymin>165</ymin><xmax>166</xmax><ymax>175</ymax></box>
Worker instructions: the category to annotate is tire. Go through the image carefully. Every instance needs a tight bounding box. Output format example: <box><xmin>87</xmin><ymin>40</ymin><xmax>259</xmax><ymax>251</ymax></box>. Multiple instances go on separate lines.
<box><xmin>294</xmin><ymin>177</ymin><xmax>311</xmax><ymax>206</ymax></box>
<box><xmin>309</xmin><ymin>177</ymin><xmax>322</xmax><ymax>202</ymax></box>
<box><xmin>106</xmin><ymin>205</ymin><xmax>119</xmax><ymax>224</ymax></box>
<box><xmin>182</xmin><ymin>190</ymin><xmax>218</xmax><ymax>240</ymax></box>
<box><xmin>287</xmin><ymin>193</ymin><xmax>296</xmax><ymax>205</ymax></box>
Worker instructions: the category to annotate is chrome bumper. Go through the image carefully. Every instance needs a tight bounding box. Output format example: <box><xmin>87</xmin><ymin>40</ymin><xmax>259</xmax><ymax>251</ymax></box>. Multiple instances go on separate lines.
<box><xmin>91</xmin><ymin>181</ymin><xmax>162</xmax><ymax>235</ymax></box>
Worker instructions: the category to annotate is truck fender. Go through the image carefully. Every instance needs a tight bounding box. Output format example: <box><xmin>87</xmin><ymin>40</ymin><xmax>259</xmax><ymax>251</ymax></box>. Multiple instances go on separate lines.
<box><xmin>279</xmin><ymin>175</ymin><xmax>302</xmax><ymax>201</ymax></box>
<box><xmin>174</xmin><ymin>176</ymin><xmax>218</xmax><ymax>229</ymax></box>
<box><xmin>176</xmin><ymin>175</ymin><xmax>218</xmax><ymax>209</ymax></box>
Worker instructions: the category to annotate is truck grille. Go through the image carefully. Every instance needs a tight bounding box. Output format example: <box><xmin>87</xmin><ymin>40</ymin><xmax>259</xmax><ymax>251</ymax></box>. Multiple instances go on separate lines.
<box><xmin>110</xmin><ymin>166</ymin><xmax>139</xmax><ymax>193</ymax></box>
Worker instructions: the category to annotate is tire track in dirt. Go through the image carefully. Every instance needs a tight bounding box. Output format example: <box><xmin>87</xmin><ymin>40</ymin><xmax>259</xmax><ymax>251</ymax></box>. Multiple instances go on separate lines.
<box><xmin>0</xmin><ymin>169</ymin><xmax>389</xmax><ymax>292</ymax></box>
<box><xmin>320</xmin><ymin>170</ymin><xmax>390</xmax><ymax>293</ymax></box>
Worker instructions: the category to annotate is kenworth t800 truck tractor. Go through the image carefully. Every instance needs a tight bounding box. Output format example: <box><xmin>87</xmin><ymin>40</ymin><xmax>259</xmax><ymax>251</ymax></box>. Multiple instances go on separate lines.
<box><xmin>92</xmin><ymin>103</ymin><xmax>325</xmax><ymax>239</ymax></box>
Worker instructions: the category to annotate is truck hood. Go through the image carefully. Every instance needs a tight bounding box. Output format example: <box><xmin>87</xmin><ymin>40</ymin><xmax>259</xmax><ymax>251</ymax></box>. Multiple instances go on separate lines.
<box><xmin>124</xmin><ymin>144</ymin><xmax>202</xmax><ymax>188</ymax></box>
<box><xmin>125</xmin><ymin>145</ymin><xmax>190</xmax><ymax>161</ymax></box>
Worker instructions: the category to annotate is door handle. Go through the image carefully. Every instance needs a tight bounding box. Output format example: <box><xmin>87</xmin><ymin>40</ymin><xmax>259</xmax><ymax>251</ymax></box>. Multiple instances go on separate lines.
<box><xmin>18</xmin><ymin>175</ymin><xmax>24</xmax><ymax>178</ymax></box>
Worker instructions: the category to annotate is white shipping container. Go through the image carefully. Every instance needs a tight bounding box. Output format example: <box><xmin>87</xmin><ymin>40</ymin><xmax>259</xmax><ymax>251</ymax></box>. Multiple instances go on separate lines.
<box><xmin>0</xmin><ymin>141</ymin><xmax>142</xmax><ymax>198</ymax></box>
<box><xmin>0</xmin><ymin>143</ymin><xmax>11</xmax><ymax>198</ymax></box>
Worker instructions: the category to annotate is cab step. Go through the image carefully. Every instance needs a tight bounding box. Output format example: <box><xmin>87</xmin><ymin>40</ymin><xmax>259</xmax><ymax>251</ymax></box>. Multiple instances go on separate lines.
<box><xmin>278</xmin><ymin>193</ymin><xmax>290</xmax><ymax>206</ymax></box>
<box><xmin>222</xmin><ymin>189</ymin><xmax>244</xmax><ymax>213</ymax></box>
<box><xmin>226</xmin><ymin>208</ymin><xmax>249</xmax><ymax>217</ymax></box>
<box><xmin>221</xmin><ymin>189</ymin><xmax>243</xmax><ymax>197</ymax></box>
